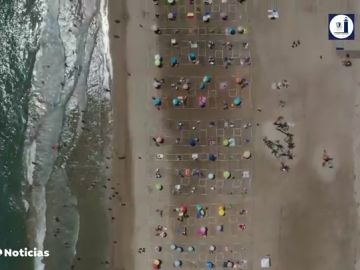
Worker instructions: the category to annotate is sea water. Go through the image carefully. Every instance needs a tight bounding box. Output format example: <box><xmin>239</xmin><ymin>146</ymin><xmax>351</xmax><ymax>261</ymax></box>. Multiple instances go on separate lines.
<box><xmin>0</xmin><ymin>0</ymin><xmax>112</xmax><ymax>269</ymax></box>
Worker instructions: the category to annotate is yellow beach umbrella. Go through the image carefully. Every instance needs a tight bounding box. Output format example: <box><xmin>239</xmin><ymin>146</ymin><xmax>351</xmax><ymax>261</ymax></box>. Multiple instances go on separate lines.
<box><xmin>223</xmin><ymin>171</ymin><xmax>231</xmax><ymax>179</ymax></box>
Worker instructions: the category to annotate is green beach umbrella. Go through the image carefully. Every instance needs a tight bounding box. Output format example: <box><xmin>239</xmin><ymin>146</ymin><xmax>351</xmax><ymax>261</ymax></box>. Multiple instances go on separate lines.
<box><xmin>155</xmin><ymin>183</ymin><xmax>163</xmax><ymax>191</ymax></box>
<box><xmin>223</xmin><ymin>170</ymin><xmax>231</xmax><ymax>179</ymax></box>
<box><xmin>223</xmin><ymin>138</ymin><xmax>230</xmax><ymax>146</ymax></box>
<box><xmin>155</xmin><ymin>59</ymin><xmax>161</xmax><ymax>67</ymax></box>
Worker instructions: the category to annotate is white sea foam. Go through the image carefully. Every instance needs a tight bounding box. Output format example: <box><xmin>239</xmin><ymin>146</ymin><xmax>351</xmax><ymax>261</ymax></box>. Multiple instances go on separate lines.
<box><xmin>100</xmin><ymin>0</ymin><xmax>113</xmax><ymax>85</ymax></box>
<box><xmin>23</xmin><ymin>0</ymin><xmax>113</xmax><ymax>269</ymax></box>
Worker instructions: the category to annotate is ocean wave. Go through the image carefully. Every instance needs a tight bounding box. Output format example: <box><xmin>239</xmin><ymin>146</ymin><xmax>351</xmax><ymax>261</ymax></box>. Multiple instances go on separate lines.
<box><xmin>22</xmin><ymin>0</ymin><xmax>112</xmax><ymax>269</ymax></box>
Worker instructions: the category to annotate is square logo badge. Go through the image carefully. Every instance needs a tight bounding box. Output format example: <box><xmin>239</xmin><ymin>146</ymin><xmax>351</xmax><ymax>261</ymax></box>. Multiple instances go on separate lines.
<box><xmin>329</xmin><ymin>14</ymin><xmax>355</xmax><ymax>40</ymax></box>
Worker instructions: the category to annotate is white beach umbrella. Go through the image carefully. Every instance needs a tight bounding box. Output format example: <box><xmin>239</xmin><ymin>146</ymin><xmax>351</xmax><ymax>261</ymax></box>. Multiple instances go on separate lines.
<box><xmin>151</xmin><ymin>24</ymin><xmax>159</xmax><ymax>32</ymax></box>
<box><xmin>154</xmin><ymin>54</ymin><xmax>161</xmax><ymax>61</ymax></box>
<box><xmin>242</xmin><ymin>150</ymin><xmax>251</xmax><ymax>159</ymax></box>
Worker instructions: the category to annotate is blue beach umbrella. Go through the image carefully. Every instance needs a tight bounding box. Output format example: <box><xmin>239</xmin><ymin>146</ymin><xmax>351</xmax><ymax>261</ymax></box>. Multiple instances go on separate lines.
<box><xmin>170</xmin><ymin>56</ymin><xmax>178</xmax><ymax>66</ymax></box>
<box><xmin>203</xmin><ymin>75</ymin><xmax>211</xmax><ymax>83</ymax></box>
<box><xmin>208</xmin><ymin>154</ymin><xmax>217</xmax><ymax>161</ymax></box>
<box><xmin>199</xmin><ymin>81</ymin><xmax>206</xmax><ymax>90</ymax></box>
<box><xmin>227</xmin><ymin>27</ymin><xmax>236</xmax><ymax>35</ymax></box>
<box><xmin>152</xmin><ymin>97</ymin><xmax>161</xmax><ymax>106</ymax></box>
<box><xmin>189</xmin><ymin>138</ymin><xmax>197</xmax><ymax>146</ymax></box>
<box><xmin>233</xmin><ymin>97</ymin><xmax>241</xmax><ymax>106</ymax></box>
<box><xmin>188</xmin><ymin>52</ymin><xmax>196</xmax><ymax>61</ymax></box>
<box><xmin>206</xmin><ymin>261</ymin><xmax>214</xmax><ymax>269</ymax></box>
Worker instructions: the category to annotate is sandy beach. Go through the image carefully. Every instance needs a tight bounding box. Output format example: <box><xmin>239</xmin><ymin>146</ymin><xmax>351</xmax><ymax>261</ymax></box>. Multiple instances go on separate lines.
<box><xmin>108</xmin><ymin>0</ymin><xmax>360</xmax><ymax>269</ymax></box>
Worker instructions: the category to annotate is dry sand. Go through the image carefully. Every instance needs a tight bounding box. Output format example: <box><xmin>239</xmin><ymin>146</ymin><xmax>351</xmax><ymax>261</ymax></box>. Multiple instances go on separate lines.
<box><xmin>108</xmin><ymin>0</ymin><xmax>360</xmax><ymax>269</ymax></box>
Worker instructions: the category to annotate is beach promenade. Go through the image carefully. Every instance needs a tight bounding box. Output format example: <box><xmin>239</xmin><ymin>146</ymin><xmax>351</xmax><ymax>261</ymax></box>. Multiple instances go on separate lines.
<box><xmin>108</xmin><ymin>0</ymin><xmax>360</xmax><ymax>270</ymax></box>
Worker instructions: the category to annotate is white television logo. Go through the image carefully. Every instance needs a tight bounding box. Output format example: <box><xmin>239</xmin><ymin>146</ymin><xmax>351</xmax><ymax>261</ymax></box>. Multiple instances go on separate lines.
<box><xmin>0</xmin><ymin>248</ymin><xmax>50</xmax><ymax>257</ymax></box>
<box><xmin>329</xmin><ymin>15</ymin><xmax>354</xmax><ymax>39</ymax></box>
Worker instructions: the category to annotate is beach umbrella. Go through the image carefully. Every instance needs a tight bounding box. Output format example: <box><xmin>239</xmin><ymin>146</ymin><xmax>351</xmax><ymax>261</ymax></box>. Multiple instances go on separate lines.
<box><xmin>203</xmin><ymin>75</ymin><xmax>211</xmax><ymax>83</ymax></box>
<box><xmin>174</xmin><ymin>260</ymin><xmax>182</xmax><ymax>267</ymax></box>
<box><xmin>227</xmin><ymin>27</ymin><xmax>236</xmax><ymax>35</ymax></box>
<box><xmin>223</xmin><ymin>170</ymin><xmax>231</xmax><ymax>179</ymax></box>
<box><xmin>153</xmin><ymin>259</ymin><xmax>161</xmax><ymax>267</ymax></box>
<box><xmin>152</xmin><ymin>97</ymin><xmax>161</xmax><ymax>106</ymax></box>
<box><xmin>198</xmin><ymin>96</ymin><xmax>207</xmax><ymax>107</ymax></box>
<box><xmin>233</xmin><ymin>97</ymin><xmax>241</xmax><ymax>106</ymax></box>
<box><xmin>170</xmin><ymin>56</ymin><xmax>178</xmax><ymax>66</ymax></box>
<box><xmin>220</xmin><ymin>12</ymin><xmax>228</xmax><ymax>20</ymax></box>
<box><xmin>229</xmin><ymin>138</ymin><xmax>235</xmax><ymax>146</ymax></box>
<box><xmin>237</xmin><ymin>26</ymin><xmax>246</xmax><ymax>34</ymax></box>
<box><xmin>187</xmin><ymin>246</ymin><xmax>195</xmax><ymax>252</ymax></box>
<box><xmin>195</xmin><ymin>204</ymin><xmax>202</xmax><ymax>211</ymax></box>
<box><xmin>218</xmin><ymin>206</ymin><xmax>225</xmax><ymax>216</ymax></box>
<box><xmin>172</xmin><ymin>97</ymin><xmax>180</xmax><ymax>106</ymax></box>
<box><xmin>156</xmin><ymin>136</ymin><xmax>164</xmax><ymax>144</ymax></box>
<box><xmin>179</xmin><ymin>205</ymin><xmax>187</xmax><ymax>213</ymax></box>
<box><xmin>182</xmin><ymin>83</ymin><xmax>190</xmax><ymax>90</ymax></box>
<box><xmin>223</xmin><ymin>138</ymin><xmax>229</xmax><ymax>146</ymax></box>
<box><xmin>155</xmin><ymin>183</ymin><xmax>163</xmax><ymax>191</ymax></box>
<box><xmin>154</xmin><ymin>54</ymin><xmax>161</xmax><ymax>61</ymax></box>
<box><xmin>243</xmin><ymin>150</ymin><xmax>251</xmax><ymax>159</ymax></box>
<box><xmin>170</xmin><ymin>244</ymin><xmax>177</xmax><ymax>250</ymax></box>
<box><xmin>203</xmin><ymin>14</ymin><xmax>210</xmax><ymax>22</ymax></box>
<box><xmin>153</xmin><ymin>80</ymin><xmax>161</xmax><ymax>88</ymax></box>
<box><xmin>216</xmin><ymin>225</ymin><xmax>223</xmax><ymax>232</ymax></box>
<box><xmin>206</xmin><ymin>261</ymin><xmax>214</xmax><ymax>269</ymax></box>
<box><xmin>189</xmin><ymin>138</ymin><xmax>197</xmax><ymax>146</ymax></box>
<box><xmin>155</xmin><ymin>246</ymin><xmax>162</xmax><ymax>252</ymax></box>
<box><xmin>176</xmin><ymin>246</ymin><xmax>183</xmax><ymax>253</ymax></box>
<box><xmin>168</xmin><ymin>0</ymin><xmax>175</xmax><ymax>4</ymax></box>
<box><xmin>168</xmin><ymin>12</ymin><xmax>176</xmax><ymax>20</ymax></box>
<box><xmin>207</xmin><ymin>173</ymin><xmax>215</xmax><ymax>180</ymax></box>
<box><xmin>154</xmin><ymin>59</ymin><xmax>161</xmax><ymax>67</ymax></box>
<box><xmin>198</xmin><ymin>226</ymin><xmax>207</xmax><ymax>236</ymax></box>
<box><xmin>152</xmin><ymin>24</ymin><xmax>159</xmax><ymax>33</ymax></box>
<box><xmin>188</xmin><ymin>52</ymin><xmax>196</xmax><ymax>62</ymax></box>
<box><xmin>208</xmin><ymin>154</ymin><xmax>216</xmax><ymax>161</ymax></box>
<box><xmin>227</xmin><ymin>261</ymin><xmax>234</xmax><ymax>268</ymax></box>
<box><xmin>209</xmin><ymin>245</ymin><xmax>216</xmax><ymax>252</ymax></box>
<box><xmin>235</xmin><ymin>77</ymin><xmax>242</xmax><ymax>84</ymax></box>
<box><xmin>199</xmin><ymin>81</ymin><xmax>206</xmax><ymax>90</ymax></box>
